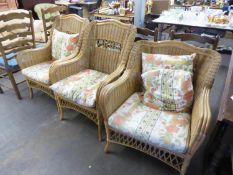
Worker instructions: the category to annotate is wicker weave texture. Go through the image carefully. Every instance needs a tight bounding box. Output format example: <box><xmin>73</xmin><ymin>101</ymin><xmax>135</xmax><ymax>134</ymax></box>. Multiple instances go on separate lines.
<box><xmin>99</xmin><ymin>40</ymin><xmax>221</xmax><ymax>174</ymax></box>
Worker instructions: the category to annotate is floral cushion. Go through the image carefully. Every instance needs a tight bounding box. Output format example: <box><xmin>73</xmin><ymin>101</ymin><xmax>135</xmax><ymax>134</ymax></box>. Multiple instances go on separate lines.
<box><xmin>108</xmin><ymin>93</ymin><xmax>190</xmax><ymax>154</ymax></box>
<box><xmin>50</xmin><ymin>69</ymin><xmax>107</xmax><ymax>108</ymax></box>
<box><xmin>22</xmin><ymin>61</ymin><xmax>53</xmax><ymax>84</ymax></box>
<box><xmin>142</xmin><ymin>69</ymin><xmax>193</xmax><ymax>112</ymax></box>
<box><xmin>52</xmin><ymin>29</ymin><xmax>79</xmax><ymax>60</ymax></box>
<box><xmin>142</xmin><ymin>53</ymin><xmax>196</xmax><ymax>73</ymax></box>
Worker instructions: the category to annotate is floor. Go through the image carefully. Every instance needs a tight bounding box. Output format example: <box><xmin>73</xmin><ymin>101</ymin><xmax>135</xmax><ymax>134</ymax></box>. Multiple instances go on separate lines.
<box><xmin>0</xmin><ymin>41</ymin><xmax>232</xmax><ymax>175</ymax></box>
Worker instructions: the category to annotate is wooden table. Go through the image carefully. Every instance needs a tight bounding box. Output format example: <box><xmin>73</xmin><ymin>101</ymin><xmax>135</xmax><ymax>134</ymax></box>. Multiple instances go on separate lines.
<box><xmin>153</xmin><ymin>14</ymin><xmax>233</xmax><ymax>41</ymax></box>
<box><xmin>93</xmin><ymin>12</ymin><xmax>134</xmax><ymax>23</ymax></box>
<box><xmin>205</xmin><ymin>53</ymin><xmax>233</xmax><ymax>175</ymax></box>
<box><xmin>55</xmin><ymin>1</ymin><xmax>97</xmax><ymax>18</ymax></box>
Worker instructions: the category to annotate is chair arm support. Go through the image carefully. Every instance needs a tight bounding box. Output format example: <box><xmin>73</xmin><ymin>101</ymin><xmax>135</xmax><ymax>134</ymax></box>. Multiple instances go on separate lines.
<box><xmin>49</xmin><ymin>52</ymin><xmax>89</xmax><ymax>84</ymax></box>
<box><xmin>187</xmin><ymin>87</ymin><xmax>211</xmax><ymax>155</ymax></box>
<box><xmin>99</xmin><ymin>70</ymin><xmax>139</xmax><ymax>121</ymax></box>
<box><xmin>16</xmin><ymin>42</ymin><xmax>51</xmax><ymax>69</ymax></box>
<box><xmin>96</xmin><ymin>64</ymin><xmax>126</xmax><ymax>101</ymax></box>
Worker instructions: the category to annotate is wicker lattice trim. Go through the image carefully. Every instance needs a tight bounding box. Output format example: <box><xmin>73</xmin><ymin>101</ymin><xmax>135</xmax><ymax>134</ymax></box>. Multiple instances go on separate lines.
<box><xmin>96</xmin><ymin>39</ymin><xmax>121</xmax><ymax>51</ymax></box>
<box><xmin>108</xmin><ymin>129</ymin><xmax>184</xmax><ymax>172</ymax></box>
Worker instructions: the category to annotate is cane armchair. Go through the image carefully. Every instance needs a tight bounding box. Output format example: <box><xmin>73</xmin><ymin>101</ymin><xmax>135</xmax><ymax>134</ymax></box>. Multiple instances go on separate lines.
<box><xmin>50</xmin><ymin>20</ymin><xmax>136</xmax><ymax>140</ymax></box>
<box><xmin>17</xmin><ymin>14</ymin><xmax>89</xmax><ymax>98</ymax></box>
<box><xmin>99</xmin><ymin>40</ymin><xmax>221</xmax><ymax>174</ymax></box>
<box><xmin>0</xmin><ymin>10</ymin><xmax>35</xmax><ymax>99</ymax></box>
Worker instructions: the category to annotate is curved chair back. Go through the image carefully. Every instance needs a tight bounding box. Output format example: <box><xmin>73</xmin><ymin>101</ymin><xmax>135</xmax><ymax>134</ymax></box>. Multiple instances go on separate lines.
<box><xmin>41</xmin><ymin>5</ymin><xmax>67</xmax><ymax>42</ymax></box>
<box><xmin>170</xmin><ymin>30</ymin><xmax>220</xmax><ymax>50</ymax></box>
<box><xmin>88</xmin><ymin>20</ymin><xmax>136</xmax><ymax>74</ymax></box>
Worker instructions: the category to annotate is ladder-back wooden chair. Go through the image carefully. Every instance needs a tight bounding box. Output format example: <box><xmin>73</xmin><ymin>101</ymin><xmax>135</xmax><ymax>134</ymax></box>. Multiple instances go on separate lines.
<box><xmin>0</xmin><ymin>10</ymin><xmax>35</xmax><ymax>99</ymax></box>
<box><xmin>17</xmin><ymin>14</ymin><xmax>89</xmax><ymax>98</ymax></box>
<box><xmin>100</xmin><ymin>40</ymin><xmax>221</xmax><ymax>175</ymax></box>
<box><xmin>135</xmin><ymin>27</ymin><xmax>158</xmax><ymax>42</ymax></box>
<box><xmin>41</xmin><ymin>5</ymin><xmax>67</xmax><ymax>42</ymax></box>
<box><xmin>50</xmin><ymin>20</ymin><xmax>136</xmax><ymax>141</ymax></box>
<box><xmin>170</xmin><ymin>30</ymin><xmax>220</xmax><ymax>50</ymax></box>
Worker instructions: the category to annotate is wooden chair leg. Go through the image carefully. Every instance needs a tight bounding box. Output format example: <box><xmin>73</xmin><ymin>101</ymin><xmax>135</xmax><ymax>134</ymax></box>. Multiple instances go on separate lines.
<box><xmin>98</xmin><ymin>124</ymin><xmax>102</xmax><ymax>142</ymax></box>
<box><xmin>8</xmin><ymin>71</ymin><xmax>22</xmax><ymax>100</ymax></box>
<box><xmin>26</xmin><ymin>81</ymin><xmax>33</xmax><ymax>99</ymax></box>
<box><xmin>55</xmin><ymin>94</ymin><xmax>64</xmax><ymax>120</ymax></box>
<box><xmin>0</xmin><ymin>86</ymin><xmax>3</xmax><ymax>94</ymax></box>
<box><xmin>104</xmin><ymin>141</ymin><xmax>110</xmax><ymax>153</ymax></box>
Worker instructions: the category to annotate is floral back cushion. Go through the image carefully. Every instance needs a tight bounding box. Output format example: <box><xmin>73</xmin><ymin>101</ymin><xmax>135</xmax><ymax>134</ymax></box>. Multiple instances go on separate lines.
<box><xmin>142</xmin><ymin>69</ymin><xmax>194</xmax><ymax>112</ymax></box>
<box><xmin>142</xmin><ymin>53</ymin><xmax>196</xmax><ymax>73</ymax></box>
<box><xmin>52</xmin><ymin>29</ymin><xmax>79</xmax><ymax>60</ymax></box>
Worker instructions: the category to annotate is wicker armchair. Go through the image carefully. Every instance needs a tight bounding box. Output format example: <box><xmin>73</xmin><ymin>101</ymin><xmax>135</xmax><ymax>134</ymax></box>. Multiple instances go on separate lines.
<box><xmin>99</xmin><ymin>40</ymin><xmax>221</xmax><ymax>174</ymax></box>
<box><xmin>50</xmin><ymin>20</ymin><xmax>136</xmax><ymax>141</ymax></box>
<box><xmin>17</xmin><ymin>14</ymin><xmax>89</xmax><ymax>98</ymax></box>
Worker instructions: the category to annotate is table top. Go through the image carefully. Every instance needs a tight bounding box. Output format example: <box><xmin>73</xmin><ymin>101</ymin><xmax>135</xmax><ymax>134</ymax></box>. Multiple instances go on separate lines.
<box><xmin>218</xmin><ymin>53</ymin><xmax>233</xmax><ymax>123</ymax></box>
<box><xmin>93</xmin><ymin>12</ymin><xmax>134</xmax><ymax>21</ymax></box>
<box><xmin>55</xmin><ymin>1</ymin><xmax>97</xmax><ymax>6</ymax></box>
<box><xmin>153</xmin><ymin>17</ymin><xmax>233</xmax><ymax>32</ymax></box>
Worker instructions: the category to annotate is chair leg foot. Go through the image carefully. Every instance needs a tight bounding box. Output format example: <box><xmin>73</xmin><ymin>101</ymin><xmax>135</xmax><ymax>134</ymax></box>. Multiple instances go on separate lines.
<box><xmin>28</xmin><ymin>86</ymin><xmax>33</xmax><ymax>99</ymax></box>
<box><xmin>8</xmin><ymin>72</ymin><xmax>22</xmax><ymax>100</ymax></box>
<box><xmin>0</xmin><ymin>86</ymin><xmax>3</xmax><ymax>94</ymax></box>
<box><xmin>98</xmin><ymin>122</ymin><xmax>102</xmax><ymax>142</ymax></box>
<box><xmin>104</xmin><ymin>141</ymin><xmax>110</xmax><ymax>153</ymax></box>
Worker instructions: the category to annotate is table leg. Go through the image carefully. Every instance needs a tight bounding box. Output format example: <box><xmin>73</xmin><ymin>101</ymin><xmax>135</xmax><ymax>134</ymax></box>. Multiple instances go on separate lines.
<box><xmin>82</xmin><ymin>6</ymin><xmax>90</xmax><ymax>18</ymax></box>
<box><xmin>158</xmin><ymin>23</ymin><xmax>163</xmax><ymax>41</ymax></box>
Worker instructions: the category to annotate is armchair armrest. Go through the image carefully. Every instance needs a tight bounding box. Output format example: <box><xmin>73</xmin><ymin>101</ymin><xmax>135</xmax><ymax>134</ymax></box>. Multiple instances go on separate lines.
<box><xmin>49</xmin><ymin>52</ymin><xmax>89</xmax><ymax>84</ymax></box>
<box><xmin>188</xmin><ymin>87</ymin><xmax>211</xmax><ymax>155</ymax></box>
<box><xmin>99</xmin><ymin>70</ymin><xmax>139</xmax><ymax>121</ymax></box>
<box><xmin>16</xmin><ymin>42</ymin><xmax>51</xmax><ymax>69</ymax></box>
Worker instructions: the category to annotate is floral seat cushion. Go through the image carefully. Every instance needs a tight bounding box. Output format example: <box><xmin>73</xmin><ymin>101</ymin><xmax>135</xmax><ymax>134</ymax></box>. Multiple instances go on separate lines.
<box><xmin>50</xmin><ymin>69</ymin><xmax>108</xmax><ymax>108</ymax></box>
<box><xmin>108</xmin><ymin>93</ymin><xmax>190</xmax><ymax>154</ymax></box>
<box><xmin>22</xmin><ymin>61</ymin><xmax>53</xmax><ymax>84</ymax></box>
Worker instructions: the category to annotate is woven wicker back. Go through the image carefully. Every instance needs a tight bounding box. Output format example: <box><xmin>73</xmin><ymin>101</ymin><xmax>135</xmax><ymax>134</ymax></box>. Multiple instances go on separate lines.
<box><xmin>88</xmin><ymin>20</ymin><xmax>136</xmax><ymax>74</ymax></box>
<box><xmin>127</xmin><ymin>40</ymin><xmax>221</xmax><ymax>98</ymax></box>
<box><xmin>50</xmin><ymin>14</ymin><xmax>90</xmax><ymax>52</ymax></box>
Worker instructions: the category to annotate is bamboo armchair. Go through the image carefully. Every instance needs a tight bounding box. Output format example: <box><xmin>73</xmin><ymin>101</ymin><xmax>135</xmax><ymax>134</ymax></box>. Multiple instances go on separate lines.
<box><xmin>0</xmin><ymin>10</ymin><xmax>35</xmax><ymax>99</ymax></box>
<box><xmin>50</xmin><ymin>20</ymin><xmax>136</xmax><ymax>141</ymax></box>
<box><xmin>99</xmin><ymin>40</ymin><xmax>221</xmax><ymax>174</ymax></box>
<box><xmin>17</xmin><ymin>14</ymin><xmax>89</xmax><ymax>98</ymax></box>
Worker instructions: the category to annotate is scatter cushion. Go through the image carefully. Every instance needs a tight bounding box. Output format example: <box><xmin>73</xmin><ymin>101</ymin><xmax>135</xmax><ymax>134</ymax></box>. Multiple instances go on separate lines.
<box><xmin>0</xmin><ymin>53</ymin><xmax>18</xmax><ymax>70</ymax></box>
<box><xmin>142</xmin><ymin>69</ymin><xmax>194</xmax><ymax>112</ymax></box>
<box><xmin>108</xmin><ymin>93</ymin><xmax>190</xmax><ymax>154</ymax></box>
<box><xmin>50</xmin><ymin>69</ymin><xmax>107</xmax><ymax>108</ymax></box>
<box><xmin>52</xmin><ymin>29</ymin><xmax>79</xmax><ymax>60</ymax></box>
<box><xmin>142</xmin><ymin>53</ymin><xmax>196</xmax><ymax>73</ymax></box>
<box><xmin>22</xmin><ymin>61</ymin><xmax>53</xmax><ymax>84</ymax></box>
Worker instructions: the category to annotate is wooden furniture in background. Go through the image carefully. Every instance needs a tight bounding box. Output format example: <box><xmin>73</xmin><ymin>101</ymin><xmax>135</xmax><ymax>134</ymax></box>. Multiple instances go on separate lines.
<box><xmin>17</xmin><ymin>0</ymin><xmax>55</xmax><ymax>18</ymax></box>
<box><xmin>135</xmin><ymin>27</ymin><xmax>158</xmax><ymax>42</ymax></box>
<box><xmin>41</xmin><ymin>5</ymin><xmax>67</xmax><ymax>42</ymax></box>
<box><xmin>51</xmin><ymin>20</ymin><xmax>136</xmax><ymax>141</ymax></box>
<box><xmin>93</xmin><ymin>12</ymin><xmax>134</xmax><ymax>23</ymax></box>
<box><xmin>205</xmin><ymin>53</ymin><xmax>233</xmax><ymax>175</ymax></box>
<box><xmin>170</xmin><ymin>30</ymin><xmax>220</xmax><ymax>50</ymax></box>
<box><xmin>0</xmin><ymin>10</ymin><xmax>35</xmax><ymax>99</ymax></box>
<box><xmin>17</xmin><ymin>14</ymin><xmax>89</xmax><ymax>98</ymax></box>
<box><xmin>100</xmin><ymin>40</ymin><xmax>221</xmax><ymax>175</ymax></box>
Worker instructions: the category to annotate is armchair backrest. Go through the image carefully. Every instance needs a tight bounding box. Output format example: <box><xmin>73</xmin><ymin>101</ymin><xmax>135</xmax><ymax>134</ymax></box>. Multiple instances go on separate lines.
<box><xmin>49</xmin><ymin>14</ymin><xmax>90</xmax><ymax>54</ymax></box>
<box><xmin>88</xmin><ymin>20</ymin><xmax>136</xmax><ymax>74</ymax></box>
<box><xmin>0</xmin><ymin>10</ymin><xmax>35</xmax><ymax>70</ymax></box>
<box><xmin>127</xmin><ymin>40</ymin><xmax>221</xmax><ymax>97</ymax></box>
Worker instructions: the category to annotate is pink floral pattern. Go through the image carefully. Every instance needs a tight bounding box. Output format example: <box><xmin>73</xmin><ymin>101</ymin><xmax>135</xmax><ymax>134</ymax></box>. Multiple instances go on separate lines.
<box><xmin>50</xmin><ymin>69</ymin><xmax>107</xmax><ymax>107</ymax></box>
<box><xmin>108</xmin><ymin>93</ymin><xmax>190</xmax><ymax>154</ymax></box>
<box><xmin>142</xmin><ymin>53</ymin><xmax>196</xmax><ymax>73</ymax></box>
<box><xmin>142</xmin><ymin>69</ymin><xmax>194</xmax><ymax>112</ymax></box>
<box><xmin>52</xmin><ymin>29</ymin><xmax>79</xmax><ymax>60</ymax></box>
<box><xmin>22</xmin><ymin>61</ymin><xmax>53</xmax><ymax>84</ymax></box>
